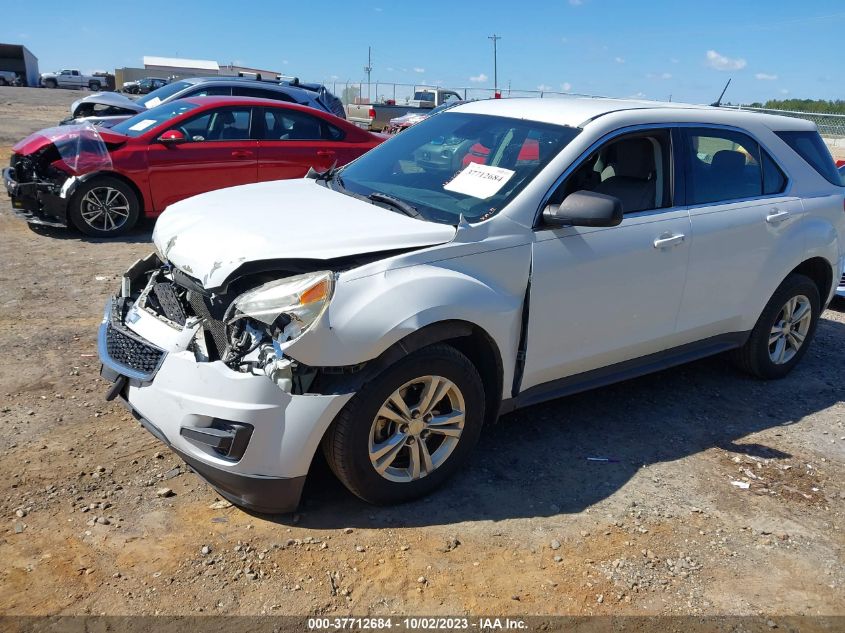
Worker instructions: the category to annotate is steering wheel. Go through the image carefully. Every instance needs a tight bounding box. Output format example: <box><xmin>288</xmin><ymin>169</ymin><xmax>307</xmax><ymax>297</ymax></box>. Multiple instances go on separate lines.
<box><xmin>177</xmin><ymin>126</ymin><xmax>194</xmax><ymax>142</ymax></box>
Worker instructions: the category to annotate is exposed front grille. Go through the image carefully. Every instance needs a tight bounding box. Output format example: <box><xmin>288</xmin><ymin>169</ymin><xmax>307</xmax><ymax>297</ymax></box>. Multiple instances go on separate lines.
<box><xmin>99</xmin><ymin>300</ymin><xmax>166</xmax><ymax>380</ymax></box>
<box><xmin>105</xmin><ymin>323</ymin><xmax>165</xmax><ymax>377</ymax></box>
<box><xmin>187</xmin><ymin>291</ymin><xmax>228</xmax><ymax>359</ymax></box>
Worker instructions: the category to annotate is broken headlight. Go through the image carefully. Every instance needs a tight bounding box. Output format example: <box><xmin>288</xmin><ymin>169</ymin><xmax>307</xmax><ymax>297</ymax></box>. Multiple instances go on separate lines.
<box><xmin>222</xmin><ymin>271</ymin><xmax>334</xmax><ymax>387</ymax></box>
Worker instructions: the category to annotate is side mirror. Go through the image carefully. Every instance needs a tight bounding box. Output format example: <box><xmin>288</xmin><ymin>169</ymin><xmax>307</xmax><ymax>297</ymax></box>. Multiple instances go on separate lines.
<box><xmin>543</xmin><ymin>190</ymin><xmax>623</xmax><ymax>228</ymax></box>
<box><xmin>157</xmin><ymin>129</ymin><xmax>187</xmax><ymax>145</ymax></box>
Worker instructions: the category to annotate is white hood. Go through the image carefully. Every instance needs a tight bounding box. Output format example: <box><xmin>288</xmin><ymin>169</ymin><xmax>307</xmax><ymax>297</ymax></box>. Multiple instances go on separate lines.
<box><xmin>153</xmin><ymin>179</ymin><xmax>457</xmax><ymax>289</ymax></box>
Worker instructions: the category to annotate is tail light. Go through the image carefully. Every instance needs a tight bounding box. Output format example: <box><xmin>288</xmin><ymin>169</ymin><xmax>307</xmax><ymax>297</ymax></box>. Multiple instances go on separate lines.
<box><xmin>368</xmin><ymin>107</ymin><xmax>376</xmax><ymax>119</ymax></box>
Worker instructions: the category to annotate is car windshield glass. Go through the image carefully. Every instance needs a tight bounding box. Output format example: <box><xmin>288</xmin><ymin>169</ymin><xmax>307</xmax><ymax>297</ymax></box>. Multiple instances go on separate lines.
<box><xmin>111</xmin><ymin>102</ymin><xmax>199</xmax><ymax>137</ymax></box>
<box><xmin>137</xmin><ymin>81</ymin><xmax>190</xmax><ymax>108</ymax></box>
<box><xmin>338</xmin><ymin>112</ymin><xmax>580</xmax><ymax>223</ymax></box>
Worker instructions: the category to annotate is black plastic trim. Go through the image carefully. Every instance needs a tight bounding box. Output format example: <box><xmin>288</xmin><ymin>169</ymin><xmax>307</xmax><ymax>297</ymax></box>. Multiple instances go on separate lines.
<box><xmin>512</xmin><ymin>332</ymin><xmax>749</xmax><ymax>410</ymax></box>
<box><xmin>131</xmin><ymin>411</ymin><xmax>304</xmax><ymax>514</ymax></box>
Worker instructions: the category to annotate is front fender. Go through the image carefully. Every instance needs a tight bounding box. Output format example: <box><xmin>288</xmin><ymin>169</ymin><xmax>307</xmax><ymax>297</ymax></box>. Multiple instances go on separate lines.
<box><xmin>283</xmin><ymin>245</ymin><xmax>532</xmax><ymax>399</ymax></box>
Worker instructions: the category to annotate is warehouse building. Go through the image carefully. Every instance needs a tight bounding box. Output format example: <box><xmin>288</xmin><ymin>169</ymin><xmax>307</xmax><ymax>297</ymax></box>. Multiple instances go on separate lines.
<box><xmin>0</xmin><ymin>43</ymin><xmax>39</xmax><ymax>87</ymax></box>
<box><xmin>114</xmin><ymin>56</ymin><xmax>282</xmax><ymax>88</ymax></box>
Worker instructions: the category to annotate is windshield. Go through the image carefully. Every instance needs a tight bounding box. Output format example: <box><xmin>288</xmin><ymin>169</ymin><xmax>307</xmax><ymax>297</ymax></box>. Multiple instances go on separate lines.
<box><xmin>137</xmin><ymin>80</ymin><xmax>190</xmax><ymax>108</ymax></box>
<box><xmin>413</xmin><ymin>91</ymin><xmax>435</xmax><ymax>103</ymax></box>
<box><xmin>111</xmin><ymin>101</ymin><xmax>199</xmax><ymax>137</ymax></box>
<box><xmin>338</xmin><ymin>112</ymin><xmax>580</xmax><ymax>223</ymax></box>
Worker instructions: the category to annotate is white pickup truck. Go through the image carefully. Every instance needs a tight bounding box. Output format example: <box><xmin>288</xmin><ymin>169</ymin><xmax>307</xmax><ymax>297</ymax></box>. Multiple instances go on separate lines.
<box><xmin>40</xmin><ymin>69</ymin><xmax>104</xmax><ymax>91</ymax></box>
<box><xmin>346</xmin><ymin>87</ymin><xmax>462</xmax><ymax>131</ymax></box>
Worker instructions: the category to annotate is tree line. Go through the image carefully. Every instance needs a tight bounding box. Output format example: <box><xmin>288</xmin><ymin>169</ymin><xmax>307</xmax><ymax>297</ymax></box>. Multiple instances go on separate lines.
<box><xmin>745</xmin><ymin>99</ymin><xmax>845</xmax><ymax>114</ymax></box>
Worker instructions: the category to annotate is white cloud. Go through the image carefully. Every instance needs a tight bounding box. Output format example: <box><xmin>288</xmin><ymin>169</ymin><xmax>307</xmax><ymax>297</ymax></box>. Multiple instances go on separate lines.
<box><xmin>755</xmin><ymin>72</ymin><xmax>778</xmax><ymax>80</ymax></box>
<box><xmin>780</xmin><ymin>88</ymin><xmax>790</xmax><ymax>95</ymax></box>
<box><xmin>705</xmin><ymin>50</ymin><xmax>746</xmax><ymax>71</ymax></box>
<box><xmin>614</xmin><ymin>56</ymin><xmax>625</xmax><ymax>64</ymax></box>
<box><xmin>630</xmin><ymin>91</ymin><xmax>646</xmax><ymax>99</ymax></box>
<box><xmin>537</xmin><ymin>83</ymin><xmax>553</xmax><ymax>91</ymax></box>
<box><xmin>413</xmin><ymin>67</ymin><xmax>425</xmax><ymax>73</ymax></box>
<box><xmin>561</xmin><ymin>82</ymin><xmax>572</xmax><ymax>91</ymax></box>
<box><xmin>282</xmin><ymin>59</ymin><xmax>289</xmax><ymax>65</ymax></box>
<box><xmin>661</xmin><ymin>72</ymin><xmax>672</xmax><ymax>79</ymax></box>
<box><xmin>374</xmin><ymin>6</ymin><xmax>382</xmax><ymax>11</ymax></box>
<box><xmin>469</xmin><ymin>73</ymin><xmax>488</xmax><ymax>83</ymax></box>
<box><xmin>670</xmin><ymin>57</ymin><xmax>679</xmax><ymax>64</ymax></box>
<box><xmin>330</xmin><ymin>74</ymin><xmax>339</xmax><ymax>80</ymax></box>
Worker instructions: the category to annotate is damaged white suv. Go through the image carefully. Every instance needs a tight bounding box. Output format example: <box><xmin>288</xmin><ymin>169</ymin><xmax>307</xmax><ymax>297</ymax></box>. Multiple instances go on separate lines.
<box><xmin>99</xmin><ymin>98</ymin><xmax>845</xmax><ymax>513</ymax></box>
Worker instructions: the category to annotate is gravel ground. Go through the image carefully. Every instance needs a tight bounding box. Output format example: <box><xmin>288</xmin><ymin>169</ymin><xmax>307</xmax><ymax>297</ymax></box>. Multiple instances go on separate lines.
<box><xmin>0</xmin><ymin>86</ymin><xmax>843</xmax><ymax>618</ymax></box>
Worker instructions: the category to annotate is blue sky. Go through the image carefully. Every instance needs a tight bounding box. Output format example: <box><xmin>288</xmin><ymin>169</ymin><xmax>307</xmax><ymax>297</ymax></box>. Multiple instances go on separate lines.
<box><xmin>4</xmin><ymin>0</ymin><xmax>843</xmax><ymax>104</ymax></box>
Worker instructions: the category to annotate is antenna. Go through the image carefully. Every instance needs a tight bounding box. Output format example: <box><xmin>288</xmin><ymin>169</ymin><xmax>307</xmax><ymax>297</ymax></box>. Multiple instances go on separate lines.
<box><xmin>711</xmin><ymin>78</ymin><xmax>732</xmax><ymax>107</ymax></box>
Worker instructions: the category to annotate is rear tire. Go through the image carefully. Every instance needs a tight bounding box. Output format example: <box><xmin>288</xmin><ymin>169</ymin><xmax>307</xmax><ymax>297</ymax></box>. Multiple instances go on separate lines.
<box><xmin>69</xmin><ymin>177</ymin><xmax>140</xmax><ymax>238</ymax></box>
<box><xmin>89</xmin><ymin>81</ymin><xmax>101</xmax><ymax>91</ymax></box>
<box><xmin>0</xmin><ymin>78</ymin><xmax>7</xmax><ymax>86</ymax></box>
<box><xmin>322</xmin><ymin>344</ymin><xmax>485</xmax><ymax>506</ymax></box>
<box><xmin>732</xmin><ymin>273</ymin><xmax>820</xmax><ymax>379</ymax></box>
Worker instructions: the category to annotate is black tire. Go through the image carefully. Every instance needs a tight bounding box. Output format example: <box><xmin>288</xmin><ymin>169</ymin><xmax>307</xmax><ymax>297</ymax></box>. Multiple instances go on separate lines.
<box><xmin>69</xmin><ymin>177</ymin><xmax>140</xmax><ymax>238</ymax></box>
<box><xmin>45</xmin><ymin>79</ymin><xmax>57</xmax><ymax>89</ymax></box>
<box><xmin>322</xmin><ymin>343</ymin><xmax>485</xmax><ymax>506</ymax></box>
<box><xmin>0</xmin><ymin>78</ymin><xmax>7</xmax><ymax>86</ymax></box>
<box><xmin>732</xmin><ymin>273</ymin><xmax>821</xmax><ymax>379</ymax></box>
<box><xmin>89</xmin><ymin>81</ymin><xmax>101</xmax><ymax>91</ymax></box>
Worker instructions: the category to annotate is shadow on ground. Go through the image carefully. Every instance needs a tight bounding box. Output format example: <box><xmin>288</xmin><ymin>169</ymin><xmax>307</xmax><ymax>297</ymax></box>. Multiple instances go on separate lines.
<box><xmin>28</xmin><ymin>220</ymin><xmax>153</xmax><ymax>245</ymax></box>
<box><xmin>259</xmin><ymin>314</ymin><xmax>845</xmax><ymax>529</ymax></box>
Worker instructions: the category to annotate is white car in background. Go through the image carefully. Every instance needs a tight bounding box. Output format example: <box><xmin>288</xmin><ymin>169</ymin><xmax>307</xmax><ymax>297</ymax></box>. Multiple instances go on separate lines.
<box><xmin>98</xmin><ymin>97</ymin><xmax>845</xmax><ymax>513</ymax></box>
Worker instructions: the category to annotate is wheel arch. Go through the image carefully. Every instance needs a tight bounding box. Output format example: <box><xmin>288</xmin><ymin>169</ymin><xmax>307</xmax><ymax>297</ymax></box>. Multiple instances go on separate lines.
<box><xmin>790</xmin><ymin>256</ymin><xmax>835</xmax><ymax>304</ymax></box>
<box><xmin>72</xmin><ymin>171</ymin><xmax>146</xmax><ymax>216</ymax></box>
<box><xmin>306</xmin><ymin>319</ymin><xmax>505</xmax><ymax>428</ymax></box>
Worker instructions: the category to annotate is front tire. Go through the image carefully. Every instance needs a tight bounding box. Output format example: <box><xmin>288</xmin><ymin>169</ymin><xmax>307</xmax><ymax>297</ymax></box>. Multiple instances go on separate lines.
<box><xmin>732</xmin><ymin>273</ymin><xmax>821</xmax><ymax>379</ymax></box>
<box><xmin>69</xmin><ymin>177</ymin><xmax>140</xmax><ymax>237</ymax></box>
<box><xmin>322</xmin><ymin>344</ymin><xmax>485</xmax><ymax>506</ymax></box>
<box><xmin>45</xmin><ymin>79</ymin><xmax>57</xmax><ymax>89</ymax></box>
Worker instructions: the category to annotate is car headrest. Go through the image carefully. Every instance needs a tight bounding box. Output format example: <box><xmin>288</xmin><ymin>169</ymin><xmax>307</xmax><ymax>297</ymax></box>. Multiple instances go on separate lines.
<box><xmin>219</xmin><ymin>111</ymin><xmax>235</xmax><ymax>125</ymax></box>
<box><xmin>711</xmin><ymin>150</ymin><xmax>747</xmax><ymax>173</ymax></box>
<box><xmin>608</xmin><ymin>137</ymin><xmax>654</xmax><ymax>180</ymax></box>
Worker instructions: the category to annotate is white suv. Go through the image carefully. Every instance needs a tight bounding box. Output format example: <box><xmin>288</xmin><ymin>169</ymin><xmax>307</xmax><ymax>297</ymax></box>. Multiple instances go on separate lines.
<box><xmin>98</xmin><ymin>97</ymin><xmax>845</xmax><ymax>513</ymax></box>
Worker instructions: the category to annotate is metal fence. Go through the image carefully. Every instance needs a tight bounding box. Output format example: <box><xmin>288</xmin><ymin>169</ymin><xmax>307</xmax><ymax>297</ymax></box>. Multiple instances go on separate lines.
<box><xmin>329</xmin><ymin>80</ymin><xmax>583</xmax><ymax>105</ymax></box>
<box><xmin>329</xmin><ymin>81</ymin><xmax>845</xmax><ymax>139</ymax></box>
<box><xmin>721</xmin><ymin>105</ymin><xmax>845</xmax><ymax>138</ymax></box>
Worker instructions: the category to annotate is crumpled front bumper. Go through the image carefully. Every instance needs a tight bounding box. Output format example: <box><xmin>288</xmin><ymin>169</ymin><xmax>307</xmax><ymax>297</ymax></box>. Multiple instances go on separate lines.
<box><xmin>3</xmin><ymin>166</ymin><xmax>70</xmax><ymax>228</ymax></box>
<box><xmin>98</xmin><ymin>299</ymin><xmax>353</xmax><ymax>513</ymax></box>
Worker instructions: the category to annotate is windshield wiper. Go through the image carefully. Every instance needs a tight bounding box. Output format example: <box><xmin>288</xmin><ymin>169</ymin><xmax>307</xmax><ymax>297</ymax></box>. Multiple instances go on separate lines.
<box><xmin>367</xmin><ymin>192</ymin><xmax>421</xmax><ymax>218</ymax></box>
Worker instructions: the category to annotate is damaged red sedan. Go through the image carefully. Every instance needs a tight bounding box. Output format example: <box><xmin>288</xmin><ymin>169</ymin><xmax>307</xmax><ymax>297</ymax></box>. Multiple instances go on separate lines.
<box><xmin>3</xmin><ymin>97</ymin><xmax>385</xmax><ymax>237</ymax></box>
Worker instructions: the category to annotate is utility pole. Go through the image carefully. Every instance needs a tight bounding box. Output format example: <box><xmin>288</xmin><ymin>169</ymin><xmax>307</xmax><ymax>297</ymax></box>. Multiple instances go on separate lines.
<box><xmin>364</xmin><ymin>46</ymin><xmax>373</xmax><ymax>102</ymax></box>
<box><xmin>488</xmin><ymin>34</ymin><xmax>501</xmax><ymax>97</ymax></box>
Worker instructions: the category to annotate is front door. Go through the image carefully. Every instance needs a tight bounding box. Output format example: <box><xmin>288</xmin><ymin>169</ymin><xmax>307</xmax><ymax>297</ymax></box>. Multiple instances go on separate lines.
<box><xmin>520</xmin><ymin>128</ymin><xmax>692</xmax><ymax>391</ymax></box>
<box><xmin>146</xmin><ymin>106</ymin><xmax>258</xmax><ymax>211</ymax></box>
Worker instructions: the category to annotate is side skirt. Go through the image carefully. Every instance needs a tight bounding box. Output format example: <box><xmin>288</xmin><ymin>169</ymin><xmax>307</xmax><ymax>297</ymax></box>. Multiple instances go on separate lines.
<box><xmin>500</xmin><ymin>331</ymin><xmax>749</xmax><ymax>413</ymax></box>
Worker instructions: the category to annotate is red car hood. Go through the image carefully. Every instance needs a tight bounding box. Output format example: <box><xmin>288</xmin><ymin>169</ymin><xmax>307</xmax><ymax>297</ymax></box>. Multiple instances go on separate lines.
<box><xmin>12</xmin><ymin>124</ymin><xmax>126</xmax><ymax>175</ymax></box>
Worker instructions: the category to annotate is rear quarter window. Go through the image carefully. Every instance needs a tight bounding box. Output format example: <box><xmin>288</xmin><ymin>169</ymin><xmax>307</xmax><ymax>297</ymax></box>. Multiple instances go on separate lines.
<box><xmin>775</xmin><ymin>131</ymin><xmax>841</xmax><ymax>185</ymax></box>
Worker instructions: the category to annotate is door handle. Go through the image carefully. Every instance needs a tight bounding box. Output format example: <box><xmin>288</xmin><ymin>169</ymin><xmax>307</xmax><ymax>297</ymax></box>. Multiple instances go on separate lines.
<box><xmin>231</xmin><ymin>150</ymin><xmax>253</xmax><ymax>159</ymax></box>
<box><xmin>766</xmin><ymin>209</ymin><xmax>790</xmax><ymax>224</ymax></box>
<box><xmin>653</xmin><ymin>233</ymin><xmax>685</xmax><ymax>249</ymax></box>
<box><xmin>317</xmin><ymin>150</ymin><xmax>336</xmax><ymax>157</ymax></box>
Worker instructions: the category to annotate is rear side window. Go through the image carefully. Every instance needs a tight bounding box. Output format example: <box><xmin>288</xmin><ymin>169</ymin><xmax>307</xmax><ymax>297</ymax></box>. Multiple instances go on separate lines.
<box><xmin>685</xmin><ymin>129</ymin><xmax>762</xmax><ymax>205</ymax></box>
<box><xmin>775</xmin><ymin>131</ymin><xmax>841</xmax><ymax>185</ymax></box>
<box><xmin>233</xmin><ymin>87</ymin><xmax>295</xmax><ymax>102</ymax></box>
<box><xmin>762</xmin><ymin>151</ymin><xmax>787</xmax><ymax>195</ymax></box>
<box><xmin>261</xmin><ymin>109</ymin><xmax>344</xmax><ymax>141</ymax></box>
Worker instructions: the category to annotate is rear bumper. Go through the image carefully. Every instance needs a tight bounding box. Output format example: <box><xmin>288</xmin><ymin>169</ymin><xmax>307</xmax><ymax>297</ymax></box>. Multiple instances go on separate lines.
<box><xmin>3</xmin><ymin>167</ymin><xmax>70</xmax><ymax>227</ymax></box>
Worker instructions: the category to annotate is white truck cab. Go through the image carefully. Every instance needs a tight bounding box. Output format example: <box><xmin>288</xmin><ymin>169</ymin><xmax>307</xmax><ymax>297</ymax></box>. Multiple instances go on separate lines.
<box><xmin>98</xmin><ymin>97</ymin><xmax>845</xmax><ymax>513</ymax></box>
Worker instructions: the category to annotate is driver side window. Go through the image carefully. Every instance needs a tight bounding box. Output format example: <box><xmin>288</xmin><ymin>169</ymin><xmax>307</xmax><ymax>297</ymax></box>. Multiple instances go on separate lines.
<box><xmin>553</xmin><ymin>130</ymin><xmax>672</xmax><ymax>214</ymax></box>
<box><xmin>180</xmin><ymin>108</ymin><xmax>252</xmax><ymax>142</ymax></box>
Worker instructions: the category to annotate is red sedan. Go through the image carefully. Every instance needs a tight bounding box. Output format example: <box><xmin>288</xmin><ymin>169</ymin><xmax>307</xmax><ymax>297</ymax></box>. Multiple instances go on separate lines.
<box><xmin>3</xmin><ymin>97</ymin><xmax>385</xmax><ymax>237</ymax></box>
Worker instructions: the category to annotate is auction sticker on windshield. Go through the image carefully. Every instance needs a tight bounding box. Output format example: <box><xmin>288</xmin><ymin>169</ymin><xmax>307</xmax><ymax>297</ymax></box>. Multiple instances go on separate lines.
<box><xmin>444</xmin><ymin>163</ymin><xmax>515</xmax><ymax>199</ymax></box>
<box><xmin>128</xmin><ymin>119</ymin><xmax>157</xmax><ymax>132</ymax></box>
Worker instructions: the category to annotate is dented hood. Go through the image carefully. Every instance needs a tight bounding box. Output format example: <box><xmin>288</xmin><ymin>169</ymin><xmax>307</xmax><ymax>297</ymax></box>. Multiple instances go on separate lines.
<box><xmin>153</xmin><ymin>179</ymin><xmax>457</xmax><ymax>289</ymax></box>
<box><xmin>70</xmin><ymin>92</ymin><xmax>145</xmax><ymax>118</ymax></box>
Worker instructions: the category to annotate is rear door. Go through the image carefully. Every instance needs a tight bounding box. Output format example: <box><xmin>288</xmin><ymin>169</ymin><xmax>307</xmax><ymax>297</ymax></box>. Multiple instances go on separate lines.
<box><xmin>674</xmin><ymin>127</ymin><xmax>803</xmax><ymax>341</ymax></box>
<box><xmin>146</xmin><ymin>106</ymin><xmax>258</xmax><ymax>211</ymax></box>
<box><xmin>256</xmin><ymin>107</ymin><xmax>355</xmax><ymax>181</ymax></box>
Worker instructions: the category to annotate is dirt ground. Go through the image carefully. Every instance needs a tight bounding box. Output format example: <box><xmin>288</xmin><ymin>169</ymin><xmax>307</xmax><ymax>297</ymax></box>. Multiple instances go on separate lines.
<box><xmin>0</xmin><ymin>86</ymin><xmax>844</xmax><ymax>619</ymax></box>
